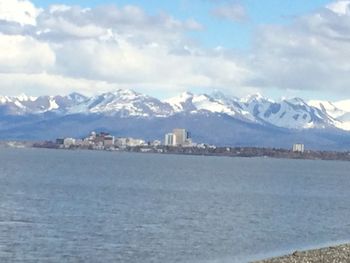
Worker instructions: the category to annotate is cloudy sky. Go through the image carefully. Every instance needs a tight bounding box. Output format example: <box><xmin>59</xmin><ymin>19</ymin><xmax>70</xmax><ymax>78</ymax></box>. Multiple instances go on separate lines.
<box><xmin>1</xmin><ymin>0</ymin><xmax>350</xmax><ymax>100</ymax></box>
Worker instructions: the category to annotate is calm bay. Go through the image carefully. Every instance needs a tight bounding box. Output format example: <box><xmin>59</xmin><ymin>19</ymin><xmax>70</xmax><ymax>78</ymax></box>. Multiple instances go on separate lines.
<box><xmin>1</xmin><ymin>148</ymin><xmax>350</xmax><ymax>262</ymax></box>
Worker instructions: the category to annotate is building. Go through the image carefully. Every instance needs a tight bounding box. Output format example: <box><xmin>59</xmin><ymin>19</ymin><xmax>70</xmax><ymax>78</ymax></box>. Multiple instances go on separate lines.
<box><xmin>173</xmin><ymin>129</ymin><xmax>187</xmax><ymax>146</ymax></box>
<box><xmin>127</xmin><ymin>138</ymin><xmax>146</xmax><ymax>147</ymax></box>
<box><xmin>151</xmin><ymin>140</ymin><xmax>162</xmax><ymax>147</ymax></box>
<box><xmin>87</xmin><ymin>132</ymin><xmax>114</xmax><ymax>147</ymax></box>
<box><xmin>293</xmin><ymin>143</ymin><xmax>305</xmax><ymax>153</ymax></box>
<box><xmin>63</xmin><ymin>138</ymin><xmax>76</xmax><ymax>148</ymax></box>
<box><xmin>56</xmin><ymin>138</ymin><xmax>64</xmax><ymax>145</ymax></box>
<box><xmin>173</xmin><ymin>128</ymin><xmax>191</xmax><ymax>146</ymax></box>
<box><xmin>114</xmin><ymin>137</ymin><xmax>146</xmax><ymax>147</ymax></box>
<box><xmin>165</xmin><ymin>133</ymin><xmax>176</xmax><ymax>146</ymax></box>
<box><xmin>103</xmin><ymin>135</ymin><xmax>115</xmax><ymax>147</ymax></box>
<box><xmin>164</xmin><ymin>128</ymin><xmax>192</xmax><ymax>146</ymax></box>
<box><xmin>82</xmin><ymin>138</ymin><xmax>93</xmax><ymax>147</ymax></box>
<box><xmin>115</xmin><ymin>138</ymin><xmax>128</xmax><ymax>147</ymax></box>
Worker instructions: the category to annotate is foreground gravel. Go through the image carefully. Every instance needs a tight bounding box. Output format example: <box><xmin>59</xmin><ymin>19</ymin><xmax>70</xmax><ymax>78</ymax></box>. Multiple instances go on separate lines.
<box><xmin>253</xmin><ymin>244</ymin><xmax>350</xmax><ymax>263</ymax></box>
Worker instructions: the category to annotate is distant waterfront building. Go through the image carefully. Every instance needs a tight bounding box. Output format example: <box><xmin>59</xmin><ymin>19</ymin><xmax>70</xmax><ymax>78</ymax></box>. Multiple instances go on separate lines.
<box><xmin>127</xmin><ymin>138</ymin><xmax>146</xmax><ymax>147</ymax></box>
<box><xmin>293</xmin><ymin>143</ymin><xmax>305</xmax><ymax>153</ymax></box>
<box><xmin>115</xmin><ymin>138</ymin><xmax>128</xmax><ymax>147</ymax></box>
<box><xmin>164</xmin><ymin>128</ymin><xmax>192</xmax><ymax>146</ymax></box>
<box><xmin>151</xmin><ymin>140</ymin><xmax>162</xmax><ymax>147</ymax></box>
<box><xmin>56</xmin><ymin>138</ymin><xmax>64</xmax><ymax>145</ymax></box>
<box><xmin>63</xmin><ymin>138</ymin><xmax>76</xmax><ymax>148</ymax></box>
<box><xmin>87</xmin><ymin>132</ymin><xmax>114</xmax><ymax>147</ymax></box>
<box><xmin>173</xmin><ymin>129</ymin><xmax>187</xmax><ymax>146</ymax></box>
<box><xmin>75</xmin><ymin>139</ymin><xmax>83</xmax><ymax>146</ymax></box>
<box><xmin>114</xmin><ymin>137</ymin><xmax>146</xmax><ymax>147</ymax></box>
<box><xmin>103</xmin><ymin>135</ymin><xmax>115</xmax><ymax>147</ymax></box>
<box><xmin>82</xmin><ymin>138</ymin><xmax>93</xmax><ymax>147</ymax></box>
<box><xmin>165</xmin><ymin>133</ymin><xmax>176</xmax><ymax>146</ymax></box>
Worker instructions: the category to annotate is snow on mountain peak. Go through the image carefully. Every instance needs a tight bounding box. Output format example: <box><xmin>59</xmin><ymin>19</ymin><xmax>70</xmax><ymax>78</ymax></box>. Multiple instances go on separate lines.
<box><xmin>308</xmin><ymin>100</ymin><xmax>344</xmax><ymax>119</ymax></box>
<box><xmin>165</xmin><ymin>91</ymin><xmax>194</xmax><ymax>112</ymax></box>
<box><xmin>67</xmin><ymin>89</ymin><xmax>174</xmax><ymax>117</ymax></box>
<box><xmin>0</xmin><ymin>88</ymin><xmax>350</xmax><ymax>131</ymax></box>
<box><xmin>334</xmin><ymin>99</ymin><xmax>350</xmax><ymax>112</ymax></box>
<box><xmin>17</xmin><ymin>93</ymin><xmax>37</xmax><ymax>102</ymax></box>
<box><xmin>0</xmin><ymin>96</ymin><xmax>12</xmax><ymax>104</ymax></box>
<box><xmin>47</xmin><ymin>98</ymin><xmax>59</xmax><ymax>111</ymax></box>
<box><xmin>191</xmin><ymin>93</ymin><xmax>237</xmax><ymax>116</ymax></box>
<box><xmin>164</xmin><ymin>92</ymin><xmax>257</xmax><ymax>121</ymax></box>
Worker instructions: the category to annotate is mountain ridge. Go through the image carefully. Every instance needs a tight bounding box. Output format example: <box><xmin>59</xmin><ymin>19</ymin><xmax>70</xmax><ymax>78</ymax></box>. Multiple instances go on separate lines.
<box><xmin>1</xmin><ymin>89</ymin><xmax>348</xmax><ymax>130</ymax></box>
<box><xmin>1</xmin><ymin>88</ymin><xmax>350</xmax><ymax>150</ymax></box>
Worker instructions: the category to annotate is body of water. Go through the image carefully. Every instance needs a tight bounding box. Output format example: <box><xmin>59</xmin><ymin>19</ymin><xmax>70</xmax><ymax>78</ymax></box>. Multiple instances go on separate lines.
<box><xmin>1</xmin><ymin>148</ymin><xmax>350</xmax><ymax>262</ymax></box>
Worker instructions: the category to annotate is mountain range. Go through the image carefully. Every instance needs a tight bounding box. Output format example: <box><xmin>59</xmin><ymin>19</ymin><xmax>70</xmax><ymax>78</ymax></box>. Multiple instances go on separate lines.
<box><xmin>1</xmin><ymin>89</ymin><xmax>350</xmax><ymax>150</ymax></box>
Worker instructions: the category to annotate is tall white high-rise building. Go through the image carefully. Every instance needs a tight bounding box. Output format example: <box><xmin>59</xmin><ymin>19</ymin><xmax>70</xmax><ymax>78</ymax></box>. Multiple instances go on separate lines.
<box><xmin>165</xmin><ymin>133</ymin><xmax>176</xmax><ymax>146</ymax></box>
<box><xmin>293</xmin><ymin>143</ymin><xmax>305</xmax><ymax>153</ymax></box>
<box><xmin>173</xmin><ymin>128</ymin><xmax>188</xmax><ymax>146</ymax></box>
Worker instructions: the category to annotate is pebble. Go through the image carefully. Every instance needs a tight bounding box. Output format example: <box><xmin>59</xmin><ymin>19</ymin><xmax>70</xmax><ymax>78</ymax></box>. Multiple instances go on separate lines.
<box><xmin>253</xmin><ymin>244</ymin><xmax>350</xmax><ymax>263</ymax></box>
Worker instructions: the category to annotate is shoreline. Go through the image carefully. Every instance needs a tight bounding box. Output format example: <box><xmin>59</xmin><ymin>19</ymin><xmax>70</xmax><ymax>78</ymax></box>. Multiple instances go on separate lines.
<box><xmin>2</xmin><ymin>142</ymin><xmax>350</xmax><ymax>162</ymax></box>
<box><xmin>253</xmin><ymin>243</ymin><xmax>350</xmax><ymax>263</ymax></box>
<box><xmin>30</xmin><ymin>143</ymin><xmax>350</xmax><ymax>162</ymax></box>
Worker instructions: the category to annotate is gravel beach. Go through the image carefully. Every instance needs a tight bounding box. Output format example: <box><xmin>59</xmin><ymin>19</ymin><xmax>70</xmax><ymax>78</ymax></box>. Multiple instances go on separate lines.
<box><xmin>253</xmin><ymin>244</ymin><xmax>350</xmax><ymax>263</ymax></box>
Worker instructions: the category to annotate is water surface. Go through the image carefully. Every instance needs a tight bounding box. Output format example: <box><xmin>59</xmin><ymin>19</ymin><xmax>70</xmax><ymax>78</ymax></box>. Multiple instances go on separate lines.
<box><xmin>1</xmin><ymin>148</ymin><xmax>350</xmax><ymax>262</ymax></box>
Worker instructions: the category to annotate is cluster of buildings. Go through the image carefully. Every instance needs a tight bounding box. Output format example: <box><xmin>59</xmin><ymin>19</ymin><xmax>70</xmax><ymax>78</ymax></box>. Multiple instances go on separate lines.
<box><xmin>56</xmin><ymin>129</ymin><xmax>194</xmax><ymax>150</ymax></box>
<box><xmin>56</xmin><ymin>131</ymin><xmax>161</xmax><ymax>150</ymax></box>
<box><xmin>55</xmin><ymin>129</ymin><xmax>305</xmax><ymax>154</ymax></box>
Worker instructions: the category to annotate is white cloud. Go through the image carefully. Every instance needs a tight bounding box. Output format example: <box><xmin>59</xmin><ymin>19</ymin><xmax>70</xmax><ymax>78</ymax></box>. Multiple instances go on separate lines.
<box><xmin>0</xmin><ymin>0</ymin><xmax>41</xmax><ymax>26</ymax></box>
<box><xmin>2</xmin><ymin>0</ymin><xmax>350</xmax><ymax>99</ymax></box>
<box><xmin>48</xmin><ymin>5</ymin><xmax>72</xmax><ymax>14</ymax></box>
<box><xmin>36</xmin><ymin>4</ymin><xmax>203</xmax><ymax>43</ymax></box>
<box><xmin>0</xmin><ymin>33</ymin><xmax>55</xmax><ymax>73</ymax></box>
<box><xmin>212</xmin><ymin>2</ymin><xmax>247</xmax><ymax>22</ymax></box>
<box><xmin>326</xmin><ymin>0</ymin><xmax>350</xmax><ymax>15</ymax></box>
<box><xmin>0</xmin><ymin>0</ymin><xmax>252</xmax><ymax>96</ymax></box>
<box><xmin>0</xmin><ymin>72</ymin><xmax>121</xmax><ymax>96</ymax></box>
<box><xmin>249</xmin><ymin>0</ymin><xmax>350</xmax><ymax>94</ymax></box>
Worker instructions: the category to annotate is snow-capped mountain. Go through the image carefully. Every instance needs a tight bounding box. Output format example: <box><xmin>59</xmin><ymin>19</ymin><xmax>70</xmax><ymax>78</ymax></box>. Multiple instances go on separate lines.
<box><xmin>309</xmin><ymin>99</ymin><xmax>350</xmax><ymax>131</ymax></box>
<box><xmin>239</xmin><ymin>95</ymin><xmax>335</xmax><ymax>129</ymax></box>
<box><xmin>67</xmin><ymin>89</ymin><xmax>174</xmax><ymax>117</ymax></box>
<box><xmin>0</xmin><ymin>88</ymin><xmax>350</xmax><ymax>131</ymax></box>
<box><xmin>165</xmin><ymin>92</ymin><xmax>339</xmax><ymax>129</ymax></box>
<box><xmin>2</xmin><ymin>88</ymin><xmax>350</xmax><ymax>149</ymax></box>
<box><xmin>165</xmin><ymin>91</ymin><xmax>255</xmax><ymax>122</ymax></box>
<box><xmin>0</xmin><ymin>93</ymin><xmax>87</xmax><ymax>115</ymax></box>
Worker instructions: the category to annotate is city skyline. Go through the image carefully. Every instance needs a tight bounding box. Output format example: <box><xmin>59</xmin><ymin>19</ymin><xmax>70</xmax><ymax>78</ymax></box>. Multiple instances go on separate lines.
<box><xmin>1</xmin><ymin>0</ymin><xmax>350</xmax><ymax>101</ymax></box>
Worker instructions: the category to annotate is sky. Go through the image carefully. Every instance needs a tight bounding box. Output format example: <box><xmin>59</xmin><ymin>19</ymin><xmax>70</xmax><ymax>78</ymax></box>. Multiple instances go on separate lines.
<box><xmin>0</xmin><ymin>0</ymin><xmax>350</xmax><ymax>100</ymax></box>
